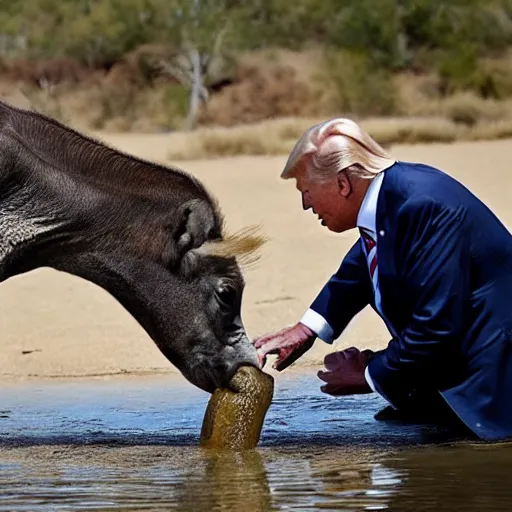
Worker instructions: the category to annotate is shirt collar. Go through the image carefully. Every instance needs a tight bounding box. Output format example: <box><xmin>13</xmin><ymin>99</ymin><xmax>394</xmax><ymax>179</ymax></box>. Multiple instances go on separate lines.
<box><xmin>356</xmin><ymin>170</ymin><xmax>385</xmax><ymax>236</ymax></box>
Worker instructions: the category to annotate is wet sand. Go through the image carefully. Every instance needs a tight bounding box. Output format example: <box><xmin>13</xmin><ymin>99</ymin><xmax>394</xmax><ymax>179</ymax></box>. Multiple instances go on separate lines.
<box><xmin>2</xmin><ymin>137</ymin><xmax>512</xmax><ymax>382</ymax></box>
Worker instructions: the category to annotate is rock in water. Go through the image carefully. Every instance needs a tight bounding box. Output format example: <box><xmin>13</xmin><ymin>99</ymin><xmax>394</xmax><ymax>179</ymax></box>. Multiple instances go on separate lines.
<box><xmin>200</xmin><ymin>366</ymin><xmax>274</xmax><ymax>450</ymax></box>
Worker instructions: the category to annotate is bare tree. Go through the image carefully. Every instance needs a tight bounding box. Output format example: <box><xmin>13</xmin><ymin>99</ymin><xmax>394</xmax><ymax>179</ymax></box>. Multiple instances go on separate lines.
<box><xmin>154</xmin><ymin>0</ymin><xmax>241</xmax><ymax>130</ymax></box>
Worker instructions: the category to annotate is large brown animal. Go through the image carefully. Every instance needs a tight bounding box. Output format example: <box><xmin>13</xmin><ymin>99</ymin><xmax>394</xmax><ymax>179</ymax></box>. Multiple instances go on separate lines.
<box><xmin>0</xmin><ymin>100</ymin><xmax>263</xmax><ymax>393</ymax></box>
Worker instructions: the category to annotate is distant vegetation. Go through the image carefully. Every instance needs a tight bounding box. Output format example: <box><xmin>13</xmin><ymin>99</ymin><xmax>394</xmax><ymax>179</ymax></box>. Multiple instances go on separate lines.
<box><xmin>2</xmin><ymin>0</ymin><xmax>512</xmax><ymax>154</ymax></box>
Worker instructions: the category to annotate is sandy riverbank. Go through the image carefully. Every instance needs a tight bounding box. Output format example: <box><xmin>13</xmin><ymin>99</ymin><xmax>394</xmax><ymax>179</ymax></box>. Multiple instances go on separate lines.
<box><xmin>1</xmin><ymin>134</ymin><xmax>512</xmax><ymax>384</ymax></box>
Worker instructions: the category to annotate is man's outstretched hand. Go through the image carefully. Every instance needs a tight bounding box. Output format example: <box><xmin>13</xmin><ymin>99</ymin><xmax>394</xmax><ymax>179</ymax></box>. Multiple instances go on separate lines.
<box><xmin>318</xmin><ymin>347</ymin><xmax>373</xmax><ymax>396</ymax></box>
<box><xmin>253</xmin><ymin>322</ymin><xmax>317</xmax><ymax>371</ymax></box>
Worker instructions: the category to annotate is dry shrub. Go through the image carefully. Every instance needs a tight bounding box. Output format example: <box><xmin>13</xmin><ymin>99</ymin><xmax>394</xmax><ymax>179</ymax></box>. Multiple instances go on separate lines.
<box><xmin>320</xmin><ymin>50</ymin><xmax>398</xmax><ymax>117</ymax></box>
<box><xmin>476</xmin><ymin>50</ymin><xmax>512</xmax><ymax>99</ymax></box>
<box><xmin>5</xmin><ymin>58</ymin><xmax>91</xmax><ymax>87</ymax></box>
<box><xmin>272</xmin><ymin>117</ymin><xmax>322</xmax><ymax>141</ymax></box>
<box><xmin>199</xmin><ymin>60</ymin><xmax>313</xmax><ymax>127</ymax></box>
<box><xmin>394</xmin><ymin>73</ymin><xmax>444</xmax><ymax>117</ymax></box>
<box><xmin>440</xmin><ymin>92</ymin><xmax>505</xmax><ymax>126</ymax></box>
<box><xmin>167</xmin><ymin>123</ymin><xmax>285</xmax><ymax>160</ymax></box>
<box><xmin>4</xmin><ymin>48</ymin><xmax>512</xmax><ymax>147</ymax></box>
<box><xmin>234</xmin><ymin>47</ymin><xmax>324</xmax><ymax>85</ymax></box>
<box><xmin>468</xmin><ymin>120</ymin><xmax>512</xmax><ymax>141</ymax></box>
<box><xmin>363</xmin><ymin>117</ymin><xmax>461</xmax><ymax>144</ymax></box>
<box><xmin>16</xmin><ymin>82</ymin><xmax>74</xmax><ymax>125</ymax></box>
<box><xmin>396</xmin><ymin>72</ymin><xmax>512</xmax><ymax>125</ymax></box>
<box><xmin>394</xmin><ymin>70</ymin><xmax>512</xmax><ymax>121</ymax></box>
<box><xmin>85</xmin><ymin>68</ymin><xmax>188</xmax><ymax>131</ymax></box>
<box><xmin>121</xmin><ymin>44</ymin><xmax>179</xmax><ymax>87</ymax></box>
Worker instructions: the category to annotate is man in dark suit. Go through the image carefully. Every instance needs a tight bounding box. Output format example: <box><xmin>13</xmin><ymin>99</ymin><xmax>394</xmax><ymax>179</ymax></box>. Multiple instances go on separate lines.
<box><xmin>254</xmin><ymin>118</ymin><xmax>512</xmax><ymax>441</ymax></box>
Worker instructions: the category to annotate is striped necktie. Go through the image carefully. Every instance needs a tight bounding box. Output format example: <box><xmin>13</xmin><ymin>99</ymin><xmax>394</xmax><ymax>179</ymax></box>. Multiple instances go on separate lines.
<box><xmin>359</xmin><ymin>228</ymin><xmax>378</xmax><ymax>280</ymax></box>
<box><xmin>359</xmin><ymin>227</ymin><xmax>398</xmax><ymax>338</ymax></box>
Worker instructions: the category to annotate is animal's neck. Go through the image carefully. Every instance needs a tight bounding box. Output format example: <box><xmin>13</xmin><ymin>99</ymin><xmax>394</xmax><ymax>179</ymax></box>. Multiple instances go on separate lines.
<box><xmin>50</xmin><ymin>251</ymin><xmax>184</xmax><ymax>367</ymax></box>
<box><xmin>0</xmin><ymin>193</ymin><xmax>67</xmax><ymax>280</ymax></box>
<box><xmin>0</xmin><ymin>101</ymin><xmax>224</xmax><ymax>282</ymax></box>
<box><xmin>4</xmin><ymin>101</ymin><xmax>210</xmax><ymax>203</ymax></box>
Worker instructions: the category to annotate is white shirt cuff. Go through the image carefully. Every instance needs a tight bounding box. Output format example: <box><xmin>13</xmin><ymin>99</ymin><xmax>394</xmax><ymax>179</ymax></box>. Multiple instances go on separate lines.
<box><xmin>365</xmin><ymin>365</ymin><xmax>396</xmax><ymax>408</ymax></box>
<box><xmin>299</xmin><ymin>309</ymin><xmax>334</xmax><ymax>343</ymax></box>
<box><xmin>364</xmin><ymin>365</ymin><xmax>378</xmax><ymax>392</ymax></box>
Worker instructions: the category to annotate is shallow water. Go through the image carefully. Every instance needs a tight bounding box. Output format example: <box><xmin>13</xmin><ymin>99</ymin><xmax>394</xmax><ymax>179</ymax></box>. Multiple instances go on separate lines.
<box><xmin>1</xmin><ymin>369</ymin><xmax>511</xmax><ymax>511</ymax></box>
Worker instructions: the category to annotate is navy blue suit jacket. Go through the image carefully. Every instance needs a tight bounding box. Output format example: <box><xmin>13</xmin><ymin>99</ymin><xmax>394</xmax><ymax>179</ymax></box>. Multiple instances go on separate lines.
<box><xmin>309</xmin><ymin>161</ymin><xmax>512</xmax><ymax>440</ymax></box>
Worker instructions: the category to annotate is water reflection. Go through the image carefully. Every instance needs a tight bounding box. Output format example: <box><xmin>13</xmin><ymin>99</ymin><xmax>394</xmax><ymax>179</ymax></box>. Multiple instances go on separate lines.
<box><xmin>172</xmin><ymin>448</ymin><xmax>406</xmax><ymax>511</ymax></box>
<box><xmin>264</xmin><ymin>449</ymin><xmax>404</xmax><ymax>511</ymax></box>
<box><xmin>174</xmin><ymin>450</ymin><xmax>274</xmax><ymax>512</ymax></box>
<box><xmin>380</xmin><ymin>442</ymin><xmax>512</xmax><ymax>512</ymax></box>
<box><xmin>2</xmin><ymin>441</ymin><xmax>512</xmax><ymax>510</ymax></box>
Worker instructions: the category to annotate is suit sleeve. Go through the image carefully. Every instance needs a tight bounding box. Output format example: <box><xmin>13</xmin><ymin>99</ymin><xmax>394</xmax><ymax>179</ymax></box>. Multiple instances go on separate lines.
<box><xmin>367</xmin><ymin>196</ymin><xmax>470</xmax><ymax>408</ymax></box>
<box><xmin>300</xmin><ymin>239</ymin><xmax>373</xmax><ymax>343</ymax></box>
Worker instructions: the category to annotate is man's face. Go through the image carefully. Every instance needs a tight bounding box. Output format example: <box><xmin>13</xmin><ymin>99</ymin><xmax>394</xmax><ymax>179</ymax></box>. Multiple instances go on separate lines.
<box><xmin>294</xmin><ymin>167</ymin><xmax>355</xmax><ymax>233</ymax></box>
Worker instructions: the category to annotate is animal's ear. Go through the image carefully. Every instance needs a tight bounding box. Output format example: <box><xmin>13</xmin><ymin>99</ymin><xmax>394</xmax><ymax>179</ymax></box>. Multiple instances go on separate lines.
<box><xmin>172</xmin><ymin>199</ymin><xmax>217</xmax><ymax>256</ymax></box>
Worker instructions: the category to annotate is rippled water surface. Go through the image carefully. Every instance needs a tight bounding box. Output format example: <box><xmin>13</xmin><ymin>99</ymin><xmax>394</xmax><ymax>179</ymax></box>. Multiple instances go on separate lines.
<box><xmin>1</xmin><ymin>370</ymin><xmax>511</xmax><ymax>511</ymax></box>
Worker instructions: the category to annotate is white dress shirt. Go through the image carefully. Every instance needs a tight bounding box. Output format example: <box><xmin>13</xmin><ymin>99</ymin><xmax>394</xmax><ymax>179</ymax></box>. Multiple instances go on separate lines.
<box><xmin>300</xmin><ymin>170</ymin><xmax>392</xmax><ymax>398</ymax></box>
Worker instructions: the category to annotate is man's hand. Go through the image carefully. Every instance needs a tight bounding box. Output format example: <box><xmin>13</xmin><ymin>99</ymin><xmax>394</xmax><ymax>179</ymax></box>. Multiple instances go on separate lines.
<box><xmin>253</xmin><ymin>322</ymin><xmax>317</xmax><ymax>371</ymax></box>
<box><xmin>317</xmin><ymin>347</ymin><xmax>373</xmax><ymax>396</ymax></box>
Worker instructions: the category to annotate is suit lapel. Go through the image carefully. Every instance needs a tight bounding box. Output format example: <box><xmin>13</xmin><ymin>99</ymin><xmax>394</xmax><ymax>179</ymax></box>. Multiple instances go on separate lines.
<box><xmin>375</xmin><ymin>168</ymin><xmax>401</xmax><ymax>327</ymax></box>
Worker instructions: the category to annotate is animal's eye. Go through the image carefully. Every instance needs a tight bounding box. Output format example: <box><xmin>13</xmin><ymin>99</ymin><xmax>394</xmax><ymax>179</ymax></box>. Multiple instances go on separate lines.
<box><xmin>217</xmin><ymin>284</ymin><xmax>237</xmax><ymax>307</ymax></box>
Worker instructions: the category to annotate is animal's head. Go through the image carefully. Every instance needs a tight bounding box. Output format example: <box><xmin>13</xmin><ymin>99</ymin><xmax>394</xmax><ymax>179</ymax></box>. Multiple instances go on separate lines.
<box><xmin>155</xmin><ymin>199</ymin><xmax>267</xmax><ymax>393</ymax></box>
<box><xmin>39</xmin><ymin>193</ymin><xmax>266</xmax><ymax>395</ymax></box>
<box><xmin>0</xmin><ymin>101</ymin><xmax>264</xmax><ymax>395</ymax></box>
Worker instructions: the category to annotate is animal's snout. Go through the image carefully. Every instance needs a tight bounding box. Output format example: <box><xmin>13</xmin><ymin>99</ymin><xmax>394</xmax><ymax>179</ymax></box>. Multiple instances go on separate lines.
<box><xmin>204</xmin><ymin>342</ymin><xmax>260</xmax><ymax>392</ymax></box>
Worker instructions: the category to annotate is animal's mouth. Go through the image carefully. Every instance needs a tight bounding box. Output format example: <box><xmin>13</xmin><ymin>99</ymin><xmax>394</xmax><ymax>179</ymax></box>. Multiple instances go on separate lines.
<box><xmin>191</xmin><ymin>337</ymin><xmax>260</xmax><ymax>394</ymax></box>
<box><xmin>225</xmin><ymin>360</ymin><xmax>261</xmax><ymax>393</ymax></box>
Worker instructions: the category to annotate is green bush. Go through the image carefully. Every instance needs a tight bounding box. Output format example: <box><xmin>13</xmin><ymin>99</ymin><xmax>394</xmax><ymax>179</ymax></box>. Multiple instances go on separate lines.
<box><xmin>323</xmin><ymin>49</ymin><xmax>398</xmax><ymax>116</ymax></box>
<box><xmin>4</xmin><ymin>0</ymin><xmax>512</xmax><ymax>128</ymax></box>
<box><xmin>161</xmin><ymin>84</ymin><xmax>190</xmax><ymax>129</ymax></box>
<box><xmin>328</xmin><ymin>0</ymin><xmax>407</xmax><ymax>69</ymax></box>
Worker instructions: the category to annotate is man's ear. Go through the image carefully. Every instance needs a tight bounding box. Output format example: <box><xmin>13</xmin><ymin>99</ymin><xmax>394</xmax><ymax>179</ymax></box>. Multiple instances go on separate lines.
<box><xmin>336</xmin><ymin>170</ymin><xmax>353</xmax><ymax>198</ymax></box>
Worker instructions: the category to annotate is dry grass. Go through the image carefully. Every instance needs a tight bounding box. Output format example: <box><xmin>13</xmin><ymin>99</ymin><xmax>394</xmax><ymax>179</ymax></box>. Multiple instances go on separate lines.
<box><xmin>166</xmin><ymin>114</ymin><xmax>512</xmax><ymax>161</ymax></box>
<box><xmin>468</xmin><ymin>120</ymin><xmax>512</xmax><ymax>140</ymax></box>
<box><xmin>166</xmin><ymin>116</ymin><xmax>463</xmax><ymax>160</ymax></box>
<box><xmin>360</xmin><ymin>117</ymin><xmax>461</xmax><ymax>145</ymax></box>
<box><xmin>167</xmin><ymin>117</ymin><xmax>325</xmax><ymax>160</ymax></box>
<box><xmin>440</xmin><ymin>93</ymin><xmax>507</xmax><ymax>126</ymax></box>
<box><xmin>395</xmin><ymin>73</ymin><xmax>512</xmax><ymax>124</ymax></box>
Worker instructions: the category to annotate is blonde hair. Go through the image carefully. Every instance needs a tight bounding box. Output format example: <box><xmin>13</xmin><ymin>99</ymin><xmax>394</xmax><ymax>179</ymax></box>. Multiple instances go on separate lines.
<box><xmin>199</xmin><ymin>225</ymin><xmax>267</xmax><ymax>268</ymax></box>
<box><xmin>281</xmin><ymin>118</ymin><xmax>396</xmax><ymax>181</ymax></box>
